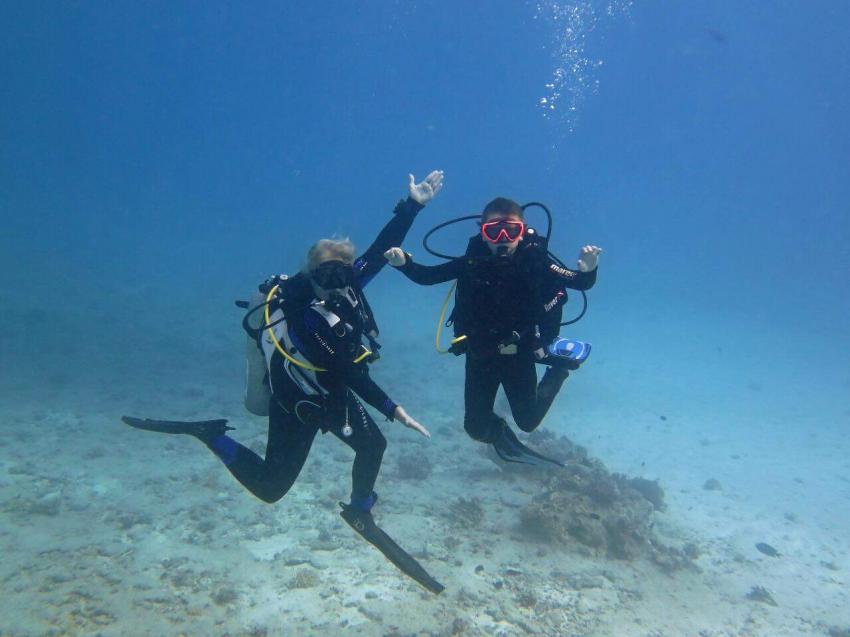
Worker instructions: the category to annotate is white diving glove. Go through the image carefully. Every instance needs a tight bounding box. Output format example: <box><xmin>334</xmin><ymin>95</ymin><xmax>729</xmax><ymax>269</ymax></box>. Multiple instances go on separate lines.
<box><xmin>577</xmin><ymin>245</ymin><xmax>603</xmax><ymax>272</ymax></box>
<box><xmin>408</xmin><ymin>170</ymin><xmax>444</xmax><ymax>205</ymax></box>
<box><xmin>384</xmin><ymin>247</ymin><xmax>407</xmax><ymax>267</ymax></box>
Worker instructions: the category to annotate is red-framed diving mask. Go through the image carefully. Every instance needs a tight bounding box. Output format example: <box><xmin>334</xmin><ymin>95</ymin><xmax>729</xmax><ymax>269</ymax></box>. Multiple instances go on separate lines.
<box><xmin>480</xmin><ymin>219</ymin><xmax>526</xmax><ymax>243</ymax></box>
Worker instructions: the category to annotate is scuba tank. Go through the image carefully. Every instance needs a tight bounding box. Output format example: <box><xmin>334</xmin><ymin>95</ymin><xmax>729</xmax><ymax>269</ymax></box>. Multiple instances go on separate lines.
<box><xmin>244</xmin><ymin>289</ymin><xmax>272</xmax><ymax>417</ymax></box>
<box><xmin>242</xmin><ymin>274</ymin><xmax>325</xmax><ymax>415</ymax></box>
<box><xmin>240</xmin><ymin>273</ymin><xmax>381</xmax><ymax>418</ymax></box>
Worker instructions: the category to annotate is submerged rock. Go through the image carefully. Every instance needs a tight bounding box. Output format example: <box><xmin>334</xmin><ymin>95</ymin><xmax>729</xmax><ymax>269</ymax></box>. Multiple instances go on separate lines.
<box><xmin>445</xmin><ymin>497</ymin><xmax>485</xmax><ymax>530</ymax></box>
<box><xmin>622</xmin><ymin>476</ymin><xmax>666</xmax><ymax>511</ymax></box>
<box><xmin>703</xmin><ymin>478</ymin><xmax>722</xmax><ymax>491</ymax></box>
<box><xmin>519</xmin><ymin>430</ymin><xmax>691</xmax><ymax>570</ymax></box>
<box><xmin>289</xmin><ymin>568</ymin><xmax>320</xmax><ymax>589</ymax></box>
<box><xmin>755</xmin><ymin>542</ymin><xmax>781</xmax><ymax>557</ymax></box>
<box><xmin>746</xmin><ymin>585</ymin><xmax>778</xmax><ymax>606</ymax></box>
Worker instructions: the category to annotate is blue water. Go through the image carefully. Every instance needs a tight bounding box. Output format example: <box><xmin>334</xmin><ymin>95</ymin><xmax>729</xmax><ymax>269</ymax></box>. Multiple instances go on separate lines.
<box><xmin>2</xmin><ymin>2</ymin><xmax>849</xmax><ymax>635</ymax></box>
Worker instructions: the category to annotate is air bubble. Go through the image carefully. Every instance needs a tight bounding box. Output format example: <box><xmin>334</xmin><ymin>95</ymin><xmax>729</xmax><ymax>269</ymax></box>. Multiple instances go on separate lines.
<box><xmin>535</xmin><ymin>0</ymin><xmax>632</xmax><ymax>131</ymax></box>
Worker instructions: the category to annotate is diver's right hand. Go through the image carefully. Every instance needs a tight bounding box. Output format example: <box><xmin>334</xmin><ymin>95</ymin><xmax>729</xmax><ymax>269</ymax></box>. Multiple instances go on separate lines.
<box><xmin>384</xmin><ymin>247</ymin><xmax>407</xmax><ymax>267</ymax></box>
<box><xmin>394</xmin><ymin>405</ymin><xmax>431</xmax><ymax>439</ymax></box>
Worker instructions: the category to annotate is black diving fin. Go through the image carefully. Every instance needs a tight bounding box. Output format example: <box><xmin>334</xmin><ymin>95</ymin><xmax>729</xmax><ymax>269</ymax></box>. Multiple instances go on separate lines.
<box><xmin>492</xmin><ymin>422</ymin><xmax>565</xmax><ymax>468</ymax></box>
<box><xmin>339</xmin><ymin>503</ymin><xmax>445</xmax><ymax>595</ymax></box>
<box><xmin>121</xmin><ymin>416</ymin><xmax>234</xmax><ymax>441</ymax></box>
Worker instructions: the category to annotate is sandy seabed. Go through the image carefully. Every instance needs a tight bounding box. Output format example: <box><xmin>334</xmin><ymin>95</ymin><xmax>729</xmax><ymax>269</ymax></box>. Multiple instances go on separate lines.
<box><xmin>1</xmin><ymin>327</ymin><xmax>848</xmax><ymax>637</ymax></box>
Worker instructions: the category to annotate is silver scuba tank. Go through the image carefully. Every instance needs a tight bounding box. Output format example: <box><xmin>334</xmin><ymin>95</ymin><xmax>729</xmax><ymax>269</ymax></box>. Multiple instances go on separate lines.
<box><xmin>244</xmin><ymin>289</ymin><xmax>272</xmax><ymax>417</ymax></box>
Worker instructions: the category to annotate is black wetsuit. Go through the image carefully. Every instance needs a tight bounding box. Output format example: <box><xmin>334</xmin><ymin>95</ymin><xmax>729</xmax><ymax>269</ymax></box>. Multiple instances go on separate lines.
<box><xmin>207</xmin><ymin>198</ymin><xmax>423</xmax><ymax>504</ymax></box>
<box><xmin>395</xmin><ymin>235</ymin><xmax>597</xmax><ymax>443</ymax></box>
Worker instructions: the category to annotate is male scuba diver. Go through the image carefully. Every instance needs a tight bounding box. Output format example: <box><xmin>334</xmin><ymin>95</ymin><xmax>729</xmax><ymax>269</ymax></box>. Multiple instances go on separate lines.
<box><xmin>384</xmin><ymin>196</ymin><xmax>601</xmax><ymax>467</ymax></box>
<box><xmin>122</xmin><ymin>171</ymin><xmax>446</xmax><ymax>594</ymax></box>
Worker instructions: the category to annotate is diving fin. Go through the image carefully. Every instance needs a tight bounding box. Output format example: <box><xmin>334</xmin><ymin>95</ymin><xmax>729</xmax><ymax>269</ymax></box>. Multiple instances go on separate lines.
<box><xmin>121</xmin><ymin>416</ymin><xmax>234</xmax><ymax>442</ymax></box>
<box><xmin>492</xmin><ymin>422</ymin><xmax>564</xmax><ymax>468</ymax></box>
<box><xmin>339</xmin><ymin>503</ymin><xmax>445</xmax><ymax>595</ymax></box>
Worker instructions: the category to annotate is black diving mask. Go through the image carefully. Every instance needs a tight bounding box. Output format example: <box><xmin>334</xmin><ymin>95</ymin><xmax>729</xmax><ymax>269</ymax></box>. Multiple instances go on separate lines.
<box><xmin>312</xmin><ymin>260</ymin><xmax>353</xmax><ymax>290</ymax></box>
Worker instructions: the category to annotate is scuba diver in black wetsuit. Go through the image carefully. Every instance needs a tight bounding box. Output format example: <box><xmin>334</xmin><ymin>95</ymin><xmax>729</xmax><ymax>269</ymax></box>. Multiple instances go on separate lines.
<box><xmin>384</xmin><ymin>196</ymin><xmax>602</xmax><ymax>467</ymax></box>
<box><xmin>123</xmin><ymin>171</ymin><xmax>446</xmax><ymax>594</ymax></box>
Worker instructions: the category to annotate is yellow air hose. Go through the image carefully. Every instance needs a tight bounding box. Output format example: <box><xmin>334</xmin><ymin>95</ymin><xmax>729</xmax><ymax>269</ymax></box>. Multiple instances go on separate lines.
<box><xmin>435</xmin><ymin>281</ymin><xmax>467</xmax><ymax>354</ymax></box>
<box><xmin>264</xmin><ymin>285</ymin><xmax>372</xmax><ymax>370</ymax></box>
<box><xmin>264</xmin><ymin>285</ymin><xmax>326</xmax><ymax>372</ymax></box>
<box><xmin>352</xmin><ymin>347</ymin><xmax>373</xmax><ymax>364</ymax></box>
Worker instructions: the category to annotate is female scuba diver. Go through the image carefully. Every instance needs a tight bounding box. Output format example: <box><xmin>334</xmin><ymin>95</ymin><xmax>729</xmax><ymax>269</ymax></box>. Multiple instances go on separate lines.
<box><xmin>384</xmin><ymin>196</ymin><xmax>601</xmax><ymax>467</ymax></box>
<box><xmin>122</xmin><ymin>171</ymin><xmax>446</xmax><ymax>594</ymax></box>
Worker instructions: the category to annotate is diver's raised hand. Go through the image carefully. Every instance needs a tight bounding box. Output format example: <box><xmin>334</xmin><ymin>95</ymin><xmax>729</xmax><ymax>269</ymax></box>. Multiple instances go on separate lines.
<box><xmin>577</xmin><ymin>245</ymin><xmax>602</xmax><ymax>272</ymax></box>
<box><xmin>384</xmin><ymin>247</ymin><xmax>407</xmax><ymax>267</ymax></box>
<box><xmin>408</xmin><ymin>170</ymin><xmax>444</xmax><ymax>205</ymax></box>
<box><xmin>394</xmin><ymin>405</ymin><xmax>431</xmax><ymax>439</ymax></box>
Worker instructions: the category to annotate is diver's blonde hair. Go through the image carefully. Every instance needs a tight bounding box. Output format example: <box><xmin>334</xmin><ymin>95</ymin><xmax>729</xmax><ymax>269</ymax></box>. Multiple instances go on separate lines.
<box><xmin>303</xmin><ymin>238</ymin><xmax>356</xmax><ymax>273</ymax></box>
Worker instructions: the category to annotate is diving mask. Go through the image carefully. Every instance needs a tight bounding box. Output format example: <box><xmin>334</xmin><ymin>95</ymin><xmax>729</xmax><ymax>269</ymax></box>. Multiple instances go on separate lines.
<box><xmin>312</xmin><ymin>260</ymin><xmax>353</xmax><ymax>290</ymax></box>
<box><xmin>481</xmin><ymin>219</ymin><xmax>525</xmax><ymax>243</ymax></box>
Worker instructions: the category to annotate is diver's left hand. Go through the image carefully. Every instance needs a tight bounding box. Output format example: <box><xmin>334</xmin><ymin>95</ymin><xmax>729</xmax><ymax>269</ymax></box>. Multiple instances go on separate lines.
<box><xmin>393</xmin><ymin>405</ymin><xmax>431</xmax><ymax>439</ymax></box>
<box><xmin>577</xmin><ymin>245</ymin><xmax>602</xmax><ymax>272</ymax></box>
<box><xmin>408</xmin><ymin>170</ymin><xmax>444</xmax><ymax>205</ymax></box>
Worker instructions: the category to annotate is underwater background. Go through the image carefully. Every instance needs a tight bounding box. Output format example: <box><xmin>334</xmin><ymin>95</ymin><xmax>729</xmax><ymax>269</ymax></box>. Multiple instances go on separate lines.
<box><xmin>1</xmin><ymin>2</ymin><xmax>848</xmax><ymax>636</ymax></box>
